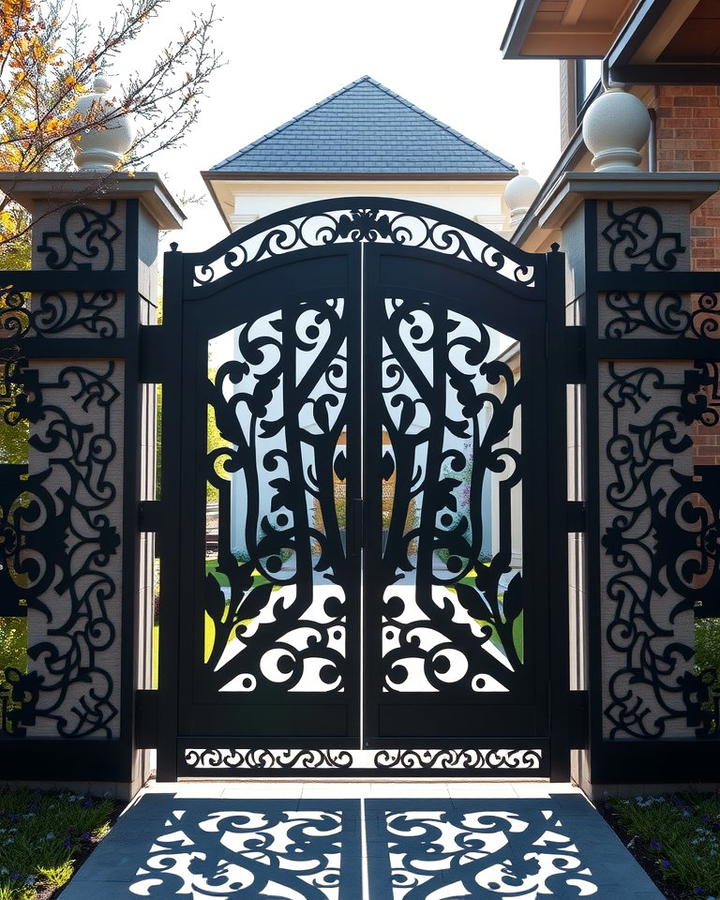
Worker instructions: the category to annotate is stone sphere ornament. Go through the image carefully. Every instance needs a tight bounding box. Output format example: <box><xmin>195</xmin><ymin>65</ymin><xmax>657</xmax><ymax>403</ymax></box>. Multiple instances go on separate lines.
<box><xmin>71</xmin><ymin>73</ymin><xmax>135</xmax><ymax>172</ymax></box>
<box><xmin>582</xmin><ymin>87</ymin><xmax>651</xmax><ymax>172</ymax></box>
<box><xmin>503</xmin><ymin>166</ymin><xmax>540</xmax><ymax>226</ymax></box>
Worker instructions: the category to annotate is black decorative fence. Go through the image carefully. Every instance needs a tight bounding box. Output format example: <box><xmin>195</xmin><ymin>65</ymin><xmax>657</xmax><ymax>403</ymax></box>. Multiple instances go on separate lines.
<box><xmin>1</xmin><ymin>187</ymin><xmax>718</xmax><ymax>791</ymax></box>
<box><xmin>0</xmin><ymin>197</ymin><xmax>147</xmax><ymax>784</ymax></box>
<box><xmin>581</xmin><ymin>198</ymin><xmax>720</xmax><ymax>784</ymax></box>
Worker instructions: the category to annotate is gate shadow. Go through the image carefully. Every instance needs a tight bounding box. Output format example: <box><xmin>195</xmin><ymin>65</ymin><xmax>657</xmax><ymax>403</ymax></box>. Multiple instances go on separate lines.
<box><xmin>60</xmin><ymin>791</ymin><xmax>662</xmax><ymax>898</ymax></box>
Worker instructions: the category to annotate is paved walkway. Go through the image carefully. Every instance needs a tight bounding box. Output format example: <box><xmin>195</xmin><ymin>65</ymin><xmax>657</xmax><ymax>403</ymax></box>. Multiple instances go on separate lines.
<box><xmin>61</xmin><ymin>781</ymin><xmax>662</xmax><ymax>898</ymax></box>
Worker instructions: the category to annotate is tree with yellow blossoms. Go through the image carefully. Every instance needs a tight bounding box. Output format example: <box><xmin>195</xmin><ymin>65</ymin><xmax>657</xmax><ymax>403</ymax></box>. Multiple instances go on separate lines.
<box><xmin>0</xmin><ymin>0</ymin><xmax>222</xmax><ymax>256</ymax></box>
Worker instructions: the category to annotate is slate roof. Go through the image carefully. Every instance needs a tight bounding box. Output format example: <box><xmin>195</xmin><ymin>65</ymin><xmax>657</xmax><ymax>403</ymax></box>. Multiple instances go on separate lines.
<box><xmin>211</xmin><ymin>76</ymin><xmax>516</xmax><ymax>177</ymax></box>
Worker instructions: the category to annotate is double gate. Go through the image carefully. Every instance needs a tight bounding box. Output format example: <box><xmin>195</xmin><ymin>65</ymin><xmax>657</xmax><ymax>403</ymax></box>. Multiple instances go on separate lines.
<box><xmin>155</xmin><ymin>198</ymin><xmax>570</xmax><ymax>779</ymax></box>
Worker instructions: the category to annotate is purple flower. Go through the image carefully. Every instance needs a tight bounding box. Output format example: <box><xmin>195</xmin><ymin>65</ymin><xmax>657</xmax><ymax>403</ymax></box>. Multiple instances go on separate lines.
<box><xmin>80</xmin><ymin>831</ymin><xmax>91</xmax><ymax>841</ymax></box>
<box><xmin>63</xmin><ymin>839</ymin><xmax>73</xmax><ymax>848</ymax></box>
<box><xmin>650</xmin><ymin>839</ymin><xmax>661</xmax><ymax>850</ymax></box>
<box><xmin>82</xmin><ymin>799</ymin><xmax>93</xmax><ymax>808</ymax></box>
<box><xmin>660</xmin><ymin>860</ymin><xmax>672</xmax><ymax>869</ymax></box>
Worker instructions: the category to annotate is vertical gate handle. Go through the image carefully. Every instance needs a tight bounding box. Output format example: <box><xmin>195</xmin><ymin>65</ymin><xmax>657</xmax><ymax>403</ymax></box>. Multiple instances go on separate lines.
<box><xmin>349</xmin><ymin>497</ymin><xmax>364</xmax><ymax>557</ymax></box>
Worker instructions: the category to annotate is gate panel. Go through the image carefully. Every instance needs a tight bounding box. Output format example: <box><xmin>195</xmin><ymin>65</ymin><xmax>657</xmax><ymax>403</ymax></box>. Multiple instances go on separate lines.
<box><xmin>177</xmin><ymin>248</ymin><xmax>362</xmax><ymax>743</ymax></box>
<box><xmin>363</xmin><ymin>247</ymin><xmax>551</xmax><ymax>746</ymax></box>
<box><xmin>160</xmin><ymin>198</ymin><xmax>567</xmax><ymax>778</ymax></box>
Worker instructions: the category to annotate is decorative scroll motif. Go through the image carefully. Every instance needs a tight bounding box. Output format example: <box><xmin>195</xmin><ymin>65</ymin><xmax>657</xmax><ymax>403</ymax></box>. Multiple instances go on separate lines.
<box><xmin>604</xmin><ymin>290</ymin><xmax>720</xmax><ymax>339</ymax></box>
<box><xmin>130</xmin><ymin>803</ymin><xmax>360</xmax><ymax>900</ymax></box>
<box><xmin>601</xmin><ymin>360</ymin><xmax>720</xmax><ymax>738</ymax></box>
<box><xmin>370</xmin><ymin>802</ymin><xmax>596</xmax><ymax>899</ymax></box>
<box><xmin>204</xmin><ymin>299</ymin><xmax>352</xmax><ymax>694</ymax></box>
<box><xmin>192</xmin><ymin>200</ymin><xmax>536</xmax><ymax>289</ymax></box>
<box><xmin>0</xmin><ymin>288</ymin><xmax>120</xmax><ymax>339</ymax></box>
<box><xmin>0</xmin><ymin>344</ymin><xmax>23</xmax><ymax>408</ymax></box>
<box><xmin>37</xmin><ymin>202</ymin><xmax>120</xmax><ymax>271</ymax></box>
<box><xmin>602</xmin><ymin>201</ymin><xmax>685</xmax><ymax>272</ymax></box>
<box><xmin>184</xmin><ymin>748</ymin><xmax>543</xmax><ymax>772</ymax></box>
<box><xmin>378</xmin><ymin>299</ymin><xmax>523</xmax><ymax>693</ymax></box>
<box><xmin>0</xmin><ymin>362</ymin><xmax>121</xmax><ymax>737</ymax></box>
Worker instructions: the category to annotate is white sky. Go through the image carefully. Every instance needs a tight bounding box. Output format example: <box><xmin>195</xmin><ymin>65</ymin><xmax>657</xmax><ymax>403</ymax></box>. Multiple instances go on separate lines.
<box><xmin>76</xmin><ymin>0</ymin><xmax>561</xmax><ymax>252</ymax></box>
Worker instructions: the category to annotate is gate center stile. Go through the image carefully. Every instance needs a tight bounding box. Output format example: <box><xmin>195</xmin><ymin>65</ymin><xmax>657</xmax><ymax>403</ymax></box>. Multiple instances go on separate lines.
<box><xmin>164</xmin><ymin>198</ymin><xmax>566</xmax><ymax>780</ymax></box>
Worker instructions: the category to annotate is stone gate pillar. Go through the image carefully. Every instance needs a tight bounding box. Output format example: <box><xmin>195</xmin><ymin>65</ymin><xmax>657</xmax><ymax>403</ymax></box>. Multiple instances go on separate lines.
<box><xmin>0</xmin><ymin>173</ymin><xmax>183</xmax><ymax>797</ymax></box>
<box><xmin>535</xmin><ymin>171</ymin><xmax>720</xmax><ymax>796</ymax></box>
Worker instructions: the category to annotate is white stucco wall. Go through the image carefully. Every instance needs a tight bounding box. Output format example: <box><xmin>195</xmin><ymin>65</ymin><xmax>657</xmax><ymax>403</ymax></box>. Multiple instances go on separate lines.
<box><xmin>207</xmin><ymin>178</ymin><xmax>513</xmax><ymax>238</ymax></box>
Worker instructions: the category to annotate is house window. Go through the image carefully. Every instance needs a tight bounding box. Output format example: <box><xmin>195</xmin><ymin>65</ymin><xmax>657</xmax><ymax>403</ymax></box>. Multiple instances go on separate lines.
<box><xmin>576</xmin><ymin>58</ymin><xmax>602</xmax><ymax>119</ymax></box>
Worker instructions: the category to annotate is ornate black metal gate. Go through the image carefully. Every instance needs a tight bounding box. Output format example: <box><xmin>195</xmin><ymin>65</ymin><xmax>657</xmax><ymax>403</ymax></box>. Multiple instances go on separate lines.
<box><xmin>156</xmin><ymin>199</ymin><xmax>569</xmax><ymax>779</ymax></box>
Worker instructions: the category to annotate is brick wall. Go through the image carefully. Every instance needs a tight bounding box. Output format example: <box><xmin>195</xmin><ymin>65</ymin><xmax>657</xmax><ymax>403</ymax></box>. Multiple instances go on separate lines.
<box><xmin>654</xmin><ymin>85</ymin><xmax>720</xmax><ymax>271</ymax></box>
<box><xmin>652</xmin><ymin>86</ymin><xmax>720</xmax><ymax>519</ymax></box>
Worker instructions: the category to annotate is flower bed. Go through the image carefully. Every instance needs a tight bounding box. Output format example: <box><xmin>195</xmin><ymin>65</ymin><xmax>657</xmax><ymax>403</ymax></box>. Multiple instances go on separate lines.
<box><xmin>0</xmin><ymin>788</ymin><xmax>119</xmax><ymax>900</ymax></box>
<box><xmin>604</xmin><ymin>793</ymin><xmax>720</xmax><ymax>899</ymax></box>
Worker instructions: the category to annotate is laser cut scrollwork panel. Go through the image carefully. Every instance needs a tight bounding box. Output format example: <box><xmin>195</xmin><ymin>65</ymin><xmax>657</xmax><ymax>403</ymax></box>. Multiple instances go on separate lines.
<box><xmin>35</xmin><ymin>201</ymin><xmax>123</xmax><ymax>271</ymax></box>
<box><xmin>192</xmin><ymin>202</ymin><xmax>537</xmax><ymax>289</ymax></box>
<box><xmin>600</xmin><ymin>291</ymin><xmax>720</xmax><ymax>339</ymax></box>
<box><xmin>0</xmin><ymin>287</ymin><xmax>123</xmax><ymax>340</ymax></box>
<box><xmin>0</xmin><ymin>201</ymin><xmax>127</xmax><ymax>341</ymax></box>
<box><xmin>0</xmin><ymin>360</ymin><xmax>123</xmax><ymax>738</ymax></box>
<box><xmin>598</xmin><ymin>201</ymin><xmax>688</xmax><ymax>273</ymax></box>
<box><xmin>203</xmin><ymin>298</ymin><xmax>356</xmax><ymax>697</ymax></box>
<box><xmin>375</xmin><ymin>298</ymin><xmax>524</xmax><ymax>694</ymax></box>
<box><xmin>600</xmin><ymin>360</ymin><xmax>720</xmax><ymax>739</ymax></box>
<box><xmin>184</xmin><ymin>747</ymin><xmax>543</xmax><ymax>773</ymax></box>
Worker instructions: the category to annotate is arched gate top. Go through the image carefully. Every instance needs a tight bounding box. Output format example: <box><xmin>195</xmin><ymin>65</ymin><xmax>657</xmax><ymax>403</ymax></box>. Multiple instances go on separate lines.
<box><xmin>181</xmin><ymin>196</ymin><xmax>547</xmax><ymax>296</ymax></box>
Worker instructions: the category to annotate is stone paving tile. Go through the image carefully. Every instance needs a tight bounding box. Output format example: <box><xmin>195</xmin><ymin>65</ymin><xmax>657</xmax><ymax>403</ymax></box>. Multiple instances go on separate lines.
<box><xmin>59</xmin><ymin>782</ymin><xmax>663</xmax><ymax>898</ymax></box>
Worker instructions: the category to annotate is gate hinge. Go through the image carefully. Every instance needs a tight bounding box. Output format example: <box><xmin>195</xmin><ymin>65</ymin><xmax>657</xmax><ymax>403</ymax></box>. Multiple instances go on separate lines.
<box><xmin>566</xmin><ymin>501</ymin><xmax>586</xmax><ymax>533</ymax></box>
<box><xmin>569</xmin><ymin>690</ymin><xmax>589</xmax><ymax>749</ymax></box>
<box><xmin>139</xmin><ymin>500</ymin><xmax>163</xmax><ymax>532</ymax></box>
<box><xmin>564</xmin><ymin>325</ymin><xmax>585</xmax><ymax>384</ymax></box>
<box><xmin>135</xmin><ymin>689</ymin><xmax>159</xmax><ymax>749</ymax></box>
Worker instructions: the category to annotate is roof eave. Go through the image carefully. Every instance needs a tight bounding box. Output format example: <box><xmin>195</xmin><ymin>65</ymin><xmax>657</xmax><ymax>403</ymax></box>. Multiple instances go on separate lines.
<box><xmin>500</xmin><ymin>0</ymin><xmax>545</xmax><ymax>59</ymax></box>
<box><xmin>203</xmin><ymin>170</ymin><xmax>517</xmax><ymax>181</ymax></box>
<box><xmin>607</xmin><ymin>0</ymin><xmax>720</xmax><ymax>85</ymax></box>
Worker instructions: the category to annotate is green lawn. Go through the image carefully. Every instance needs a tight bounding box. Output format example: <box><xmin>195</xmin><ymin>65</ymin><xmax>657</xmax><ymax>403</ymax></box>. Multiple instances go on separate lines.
<box><xmin>0</xmin><ymin>788</ymin><xmax>116</xmax><ymax>900</ymax></box>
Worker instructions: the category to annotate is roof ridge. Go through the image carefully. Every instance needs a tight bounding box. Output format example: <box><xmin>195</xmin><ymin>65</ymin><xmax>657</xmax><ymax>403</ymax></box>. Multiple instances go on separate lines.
<box><xmin>213</xmin><ymin>75</ymin><xmax>375</xmax><ymax>170</ymax></box>
<box><xmin>366</xmin><ymin>77</ymin><xmax>515</xmax><ymax>171</ymax></box>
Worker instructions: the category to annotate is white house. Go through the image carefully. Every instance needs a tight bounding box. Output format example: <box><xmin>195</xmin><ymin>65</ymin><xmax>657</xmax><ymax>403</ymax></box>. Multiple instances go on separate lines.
<box><xmin>203</xmin><ymin>75</ymin><xmax>517</xmax><ymax>234</ymax></box>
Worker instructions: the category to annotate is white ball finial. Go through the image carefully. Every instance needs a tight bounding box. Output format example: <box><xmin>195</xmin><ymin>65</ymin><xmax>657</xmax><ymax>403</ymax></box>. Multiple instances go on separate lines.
<box><xmin>582</xmin><ymin>87</ymin><xmax>651</xmax><ymax>172</ymax></box>
<box><xmin>504</xmin><ymin>165</ymin><xmax>540</xmax><ymax>227</ymax></box>
<box><xmin>71</xmin><ymin>72</ymin><xmax>135</xmax><ymax>172</ymax></box>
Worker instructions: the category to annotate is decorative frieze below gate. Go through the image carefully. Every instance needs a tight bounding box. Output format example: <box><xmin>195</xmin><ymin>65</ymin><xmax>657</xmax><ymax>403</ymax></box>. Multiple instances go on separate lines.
<box><xmin>183</xmin><ymin>747</ymin><xmax>544</xmax><ymax>773</ymax></box>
